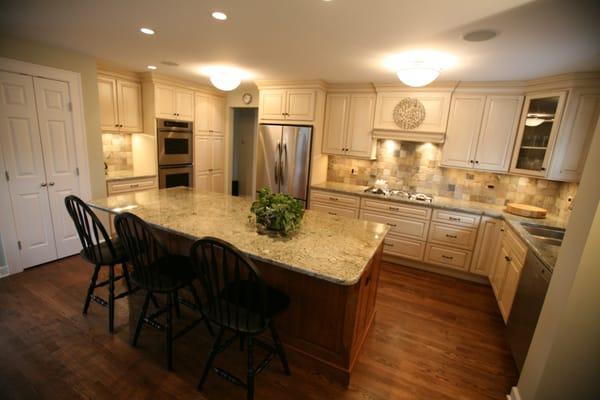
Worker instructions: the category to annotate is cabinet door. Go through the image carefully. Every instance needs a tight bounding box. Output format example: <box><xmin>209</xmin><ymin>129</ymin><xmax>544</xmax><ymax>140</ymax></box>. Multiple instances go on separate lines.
<box><xmin>117</xmin><ymin>80</ymin><xmax>143</xmax><ymax>132</ymax></box>
<box><xmin>155</xmin><ymin>85</ymin><xmax>176</xmax><ymax>119</ymax></box>
<box><xmin>322</xmin><ymin>94</ymin><xmax>349</xmax><ymax>155</ymax></box>
<box><xmin>441</xmin><ymin>94</ymin><xmax>485</xmax><ymax>169</ymax></box>
<box><xmin>98</xmin><ymin>77</ymin><xmax>119</xmax><ymax>131</ymax></box>
<box><xmin>286</xmin><ymin>89</ymin><xmax>316</xmax><ymax>121</ymax></box>
<box><xmin>211</xmin><ymin>136</ymin><xmax>225</xmax><ymax>172</ymax></box>
<box><xmin>499</xmin><ymin>259</ymin><xmax>521</xmax><ymax>322</ymax></box>
<box><xmin>194</xmin><ymin>136</ymin><xmax>212</xmax><ymax>175</ymax></box>
<box><xmin>470</xmin><ymin>216</ymin><xmax>502</xmax><ymax>276</ymax></box>
<box><xmin>474</xmin><ymin>95</ymin><xmax>523</xmax><ymax>172</ymax></box>
<box><xmin>195</xmin><ymin>172</ymin><xmax>211</xmax><ymax>192</ymax></box>
<box><xmin>346</xmin><ymin>94</ymin><xmax>376</xmax><ymax>158</ymax></box>
<box><xmin>210</xmin><ymin>96</ymin><xmax>226</xmax><ymax>134</ymax></box>
<box><xmin>175</xmin><ymin>89</ymin><xmax>194</xmax><ymax>121</ymax></box>
<box><xmin>260</xmin><ymin>89</ymin><xmax>286</xmax><ymax>120</ymax></box>
<box><xmin>547</xmin><ymin>92</ymin><xmax>600</xmax><ymax>181</ymax></box>
<box><xmin>491</xmin><ymin>244</ymin><xmax>510</xmax><ymax>299</ymax></box>
<box><xmin>194</xmin><ymin>93</ymin><xmax>210</xmax><ymax>133</ymax></box>
<box><xmin>211</xmin><ymin>171</ymin><xmax>224</xmax><ymax>193</ymax></box>
<box><xmin>510</xmin><ymin>91</ymin><xmax>568</xmax><ymax>177</ymax></box>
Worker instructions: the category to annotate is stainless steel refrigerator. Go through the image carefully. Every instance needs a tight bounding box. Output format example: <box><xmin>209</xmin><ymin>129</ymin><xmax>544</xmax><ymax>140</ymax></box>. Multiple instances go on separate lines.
<box><xmin>256</xmin><ymin>124</ymin><xmax>312</xmax><ymax>206</ymax></box>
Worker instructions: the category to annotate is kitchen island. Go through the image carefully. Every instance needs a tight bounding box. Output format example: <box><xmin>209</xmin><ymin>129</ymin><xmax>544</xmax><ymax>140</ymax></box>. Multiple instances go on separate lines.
<box><xmin>88</xmin><ymin>187</ymin><xmax>388</xmax><ymax>385</ymax></box>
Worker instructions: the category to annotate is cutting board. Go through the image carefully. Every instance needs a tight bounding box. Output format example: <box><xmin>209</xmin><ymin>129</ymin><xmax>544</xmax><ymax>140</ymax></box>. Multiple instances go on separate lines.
<box><xmin>506</xmin><ymin>203</ymin><xmax>547</xmax><ymax>218</ymax></box>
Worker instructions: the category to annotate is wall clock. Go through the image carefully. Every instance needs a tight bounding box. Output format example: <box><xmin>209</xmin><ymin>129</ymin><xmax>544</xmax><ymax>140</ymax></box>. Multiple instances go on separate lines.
<box><xmin>393</xmin><ymin>97</ymin><xmax>426</xmax><ymax>130</ymax></box>
<box><xmin>242</xmin><ymin>92</ymin><xmax>253</xmax><ymax>105</ymax></box>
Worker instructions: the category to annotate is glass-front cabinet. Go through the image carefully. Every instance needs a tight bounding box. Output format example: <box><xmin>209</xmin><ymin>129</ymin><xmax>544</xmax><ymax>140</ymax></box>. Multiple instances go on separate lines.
<box><xmin>510</xmin><ymin>91</ymin><xmax>567</xmax><ymax>177</ymax></box>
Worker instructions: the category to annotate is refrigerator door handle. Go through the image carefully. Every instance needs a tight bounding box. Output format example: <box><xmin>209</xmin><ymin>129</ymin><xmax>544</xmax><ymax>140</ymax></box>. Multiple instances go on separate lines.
<box><xmin>280</xmin><ymin>143</ymin><xmax>287</xmax><ymax>184</ymax></box>
<box><xmin>274</xmin><ymin>160</ymin><xmax>278</xmax><ymax>184</ymax></box>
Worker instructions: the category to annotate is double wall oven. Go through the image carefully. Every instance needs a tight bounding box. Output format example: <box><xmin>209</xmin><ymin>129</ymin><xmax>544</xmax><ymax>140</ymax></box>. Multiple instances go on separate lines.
<box><xmin>157</xmin><ymin>119</ymin><xmax>193</xmax><ymax>189</ymax></box>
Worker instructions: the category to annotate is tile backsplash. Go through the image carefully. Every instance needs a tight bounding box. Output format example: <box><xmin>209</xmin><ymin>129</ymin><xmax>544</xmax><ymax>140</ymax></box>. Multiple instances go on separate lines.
<box><xmin>102</xmin><ymin>133</ymin><xmax>133</xmax><ymax>174</ymax></box>
<box><xmin>327</xmin><ymin>140</ymin><xmax>578</xmax><ymax>219</ymax></box>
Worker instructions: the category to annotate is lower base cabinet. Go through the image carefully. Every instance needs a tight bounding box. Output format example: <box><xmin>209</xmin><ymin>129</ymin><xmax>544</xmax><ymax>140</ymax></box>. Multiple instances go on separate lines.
<box><xmin>106</xmin><ymin>176</ymin><xmax>157</xmax><ymax>195</ymax></box>
<box><xmin>424</xmin><ymin>243</ymin><xmax>472</xmax><ymax>271</ymax></box>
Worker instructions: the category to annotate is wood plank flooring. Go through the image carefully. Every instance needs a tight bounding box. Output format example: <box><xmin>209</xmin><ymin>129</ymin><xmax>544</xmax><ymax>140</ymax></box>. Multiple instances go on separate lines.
<box><xmin>0</xmin><ymin>256</ymin><xmax>517</xmax><ymax>399</ymax></box>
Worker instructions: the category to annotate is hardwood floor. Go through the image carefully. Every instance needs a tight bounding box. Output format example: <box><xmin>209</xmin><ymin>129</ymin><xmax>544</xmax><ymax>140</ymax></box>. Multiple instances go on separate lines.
<box><xmin>0</xmin><ymin>256</ymin><xmax>518</xmax><ymax>399</ymax></box>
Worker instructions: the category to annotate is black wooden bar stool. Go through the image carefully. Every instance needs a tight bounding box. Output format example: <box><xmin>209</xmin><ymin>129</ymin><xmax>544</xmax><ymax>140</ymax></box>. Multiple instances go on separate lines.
<box><xmin>190</xmin><ymin>237</ymin><xmax>291</xmax><ymax>400</ymax></box>
<box><xmin>64</xmin><ymin>195</ymin><xmax>135</xmax><ymax>333</ymax></box>
<box><xmin>114</xmin><ymin>212</ymin><xmax>213</xmax><ymax>370</ymax></box>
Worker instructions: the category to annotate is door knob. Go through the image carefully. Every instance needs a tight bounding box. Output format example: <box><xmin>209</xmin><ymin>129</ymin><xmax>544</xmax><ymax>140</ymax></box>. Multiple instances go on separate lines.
<box><xmin>41</xmin><ymin>182</ymin><xmax>47</xmax><ymax>187</ymax></box>
<box><xmin>48</xmin><ymin>182</ymin><xmax>55</xmax><ymax>186</ymax></box>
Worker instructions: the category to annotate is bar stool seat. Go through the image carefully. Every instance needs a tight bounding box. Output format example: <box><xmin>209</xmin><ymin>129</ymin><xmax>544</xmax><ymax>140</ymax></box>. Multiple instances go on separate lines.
<box><xmin>79</xmin><ymin>237</ymin><xmax>127</xmax><ymax>265</ymax></box>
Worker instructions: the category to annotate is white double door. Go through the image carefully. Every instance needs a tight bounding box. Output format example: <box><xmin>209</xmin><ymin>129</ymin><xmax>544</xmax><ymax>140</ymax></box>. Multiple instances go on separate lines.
<box><xmin>0</xmin><ymin>71</ymin><xmax>81</xmax><ymax>268</ymax></box>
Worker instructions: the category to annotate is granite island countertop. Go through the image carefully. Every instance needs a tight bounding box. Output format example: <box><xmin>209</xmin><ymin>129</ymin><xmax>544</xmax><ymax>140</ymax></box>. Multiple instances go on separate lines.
<box><xmin>88</xmin><ymin>187</ymin><xmax>389</xmax><ymax>286</ymax></box>
<box><xmin>311</xmin><ymin>181</ymin><xmax>567</xmax><ymax>270</ymax></box>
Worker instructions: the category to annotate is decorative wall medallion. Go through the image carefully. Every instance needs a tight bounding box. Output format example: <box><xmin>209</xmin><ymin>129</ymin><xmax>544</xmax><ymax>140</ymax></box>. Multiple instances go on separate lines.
<box><xmin>393</xmin><ymin>98</ymin><xmax>426</xmax><ymax>130</ymax></box>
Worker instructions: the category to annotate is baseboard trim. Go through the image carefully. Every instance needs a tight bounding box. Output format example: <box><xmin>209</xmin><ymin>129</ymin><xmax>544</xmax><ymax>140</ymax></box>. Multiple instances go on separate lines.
<box><xmin>383</xmin><ymin>254</ymin><xmax>489</xmax><ymax>284</ymax></box>
<box><xmin>507</xmin><ymin>386</ymin><xmax>522</xmax><ymax>400</ymax></box>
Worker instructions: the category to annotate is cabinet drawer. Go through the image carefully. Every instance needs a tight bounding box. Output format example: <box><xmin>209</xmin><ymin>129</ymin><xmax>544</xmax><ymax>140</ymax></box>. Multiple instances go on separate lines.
<box><xmin>428</xmin><ymin>222</ymin><xmax>478</xmax><ymax>250</ymax></box>
<box><xmin>424</xmin><ymin>244</ymin><xmax>472</xmax><ymax>271</ymax></box>
<box><xmin>383</xmin><ymin>235</ymin><xmax>425</xmax><ymax>261</ymax></box>
<box><xmin>310</xmin><ymin>190</ymin><xmax>360</xmax><ymax>209</ymax></box>
<box><xmin>360</xmin><ymin>210</ymin><xmax>430</xmax><ymax>240</ymax></box>
<box><xmin>503</xmin><ymin>225</ymin><xmax>528</xmax><ymax>266</ymax></box>
<box><xmin>310</xmin><ymin>202</ymin><xmax>358</xmax><ymax>219</ymax></box>
<box><xmin>107</xmin><ymin>177</ymin><xmax>157</xmax><ymax>195</ymax></box>
<box><xmin>432</xmin><ymin>209</ymin><xmax>481</xmax><ymax>227</ymax></box>
<box><xmin>360</xmin><ymin>198</ymin><xmax>431</xmax><ymax>220</ymax></box>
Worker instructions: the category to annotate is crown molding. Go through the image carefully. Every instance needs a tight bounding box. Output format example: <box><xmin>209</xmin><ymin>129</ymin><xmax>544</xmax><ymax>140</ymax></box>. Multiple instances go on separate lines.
<box><xmin>96</xmin><ymin>60</ymin><xmax>143</xmax><ymax>81</ymax></box>
<box><xmin>526</xmin><ymin>71</ymin><xmax>600</xmax><ymax>92</ymax></box>
<box><xmin>325</xmin><ymin>82</ymin><xmax>376</xmax><ymax>93</ymax></box>
<box><xmin>254</xmin><ymin>79</ymin><xmax>327</xmax><ymax>91</ymax></box>
<box><xmin>372</xmin><ymin>80</ymin><xmax>459</xmax><ymax>92</ymax></box>
<box><xmin>140</xmin><ymin>72</ymin><xmax>223</xmax><ymax>96</ymax></box>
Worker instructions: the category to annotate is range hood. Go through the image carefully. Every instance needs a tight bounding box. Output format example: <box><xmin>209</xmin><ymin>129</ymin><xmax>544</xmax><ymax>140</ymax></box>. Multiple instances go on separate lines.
<box><xmin>372</xmin><ymin>129</ymin><xmax>445</xmax><ymax>143</ymax></box>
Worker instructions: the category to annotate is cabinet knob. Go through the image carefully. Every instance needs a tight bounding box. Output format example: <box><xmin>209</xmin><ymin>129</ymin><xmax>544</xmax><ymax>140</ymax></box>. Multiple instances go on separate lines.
<box><xmin>540</xmin><ymin>167</ymin><xmax>546</xmax><ymax>171</ymax></box>
<box><xmin>48</xmin><ymin>182</ymin><xmax>55</xmax><ymax>186</ymax></box>
<box><xmin>470</xmin><ymin>160</ymin><xmax>474</xmax><ymax>164</ymax></box>
<box><xmin>41</xmin><ymin>182</ymin><xmax>47</xmax><ymax>187</ymax></box>
<box><xmin>475</xmin><ymin>160</ymin><xmax>479</xmax><ymax>164</ymax></box>
<box><xmin>115</xmin><ymin>124</ymin><xmax>119</xmax><ymax>127</ymax></box>
<box><xmin>505</xmin><ymin>255</ymin><xmax>512</xmax><ymax>262</ymax></box>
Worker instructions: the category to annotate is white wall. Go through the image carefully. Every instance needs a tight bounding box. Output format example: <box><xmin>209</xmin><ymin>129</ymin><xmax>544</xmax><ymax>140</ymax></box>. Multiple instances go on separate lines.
<box><xmin>516</xmin><ymin>116</ymin><xmax>600</xmax><ymax>399</ymax></box>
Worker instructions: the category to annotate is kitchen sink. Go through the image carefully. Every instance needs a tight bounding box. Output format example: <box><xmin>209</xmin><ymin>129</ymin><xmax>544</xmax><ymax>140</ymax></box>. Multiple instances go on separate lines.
<box><xmin>521</xmin><ymin>223</ymin><xmax>565</xmax><ymax>246</ymax></box>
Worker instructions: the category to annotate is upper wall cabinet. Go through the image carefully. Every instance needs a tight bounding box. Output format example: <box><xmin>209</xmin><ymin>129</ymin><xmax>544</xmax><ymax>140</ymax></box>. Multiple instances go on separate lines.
<box><xmin>322</xmin><ymin>92</ymin><xmax>376</xmax><ymax>159</ymax></box>
<box><xmin>259</xmin><ymin>89</ymin><xmax>316</xmax><ymax>122</ymax></box>
<box><xmin>372</xmin><ymin>89</ymin><xmax>452</xmax><ymax>142</ymax></box>
<box><xmin>98</xmin><ymin>76</ymin><xmax>143</xmax><ymax>133</ymax></box>
<box><xmin>195</xmin><ymin>93</ymin><xmax>226</xmax><ymax>136</ymax></box>
<box><xmin>441</xmin><ymin>94</ymin><xmax>523</xmax><ymax>172</ymax></box>
<box><xmin>155</xmin><ymin>84</ymin><xmax>194</xmax><ymax>121</ymax></box>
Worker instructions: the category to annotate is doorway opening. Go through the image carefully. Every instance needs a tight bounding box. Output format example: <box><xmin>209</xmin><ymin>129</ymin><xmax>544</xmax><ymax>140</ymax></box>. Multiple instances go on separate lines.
<box><xmin>231</xmin><ymin>108</ymin><xmax>258</xmax><ymax>196</ymax></box>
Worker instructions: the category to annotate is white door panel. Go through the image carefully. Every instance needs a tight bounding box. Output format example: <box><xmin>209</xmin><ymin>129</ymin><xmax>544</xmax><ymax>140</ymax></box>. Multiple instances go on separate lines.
<box><xmin>0</xmin><ymin>71</ymin><xmax>57</xmax><ymax>267</ymax></box>
<box><xmin>33</xmin><ymin>77</ymin><xmax>81</xmax><ymax>257</ymax></box>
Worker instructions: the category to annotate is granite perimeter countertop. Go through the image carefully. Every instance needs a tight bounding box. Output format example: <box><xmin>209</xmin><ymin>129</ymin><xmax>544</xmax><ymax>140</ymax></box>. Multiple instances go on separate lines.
<box><xmin>88</xmin><ymin>187</ymin><xmax>389</xmax><ymax>286</ymax></box>
<box><xmin>311</xmin><ymin>181</ymin><xmax>568</xmax><ymax>270</ymax></box>
<box><xmin>105</xmin><ymin>171</ymin><xmax>156</xmax><ymax>182</ymax></box>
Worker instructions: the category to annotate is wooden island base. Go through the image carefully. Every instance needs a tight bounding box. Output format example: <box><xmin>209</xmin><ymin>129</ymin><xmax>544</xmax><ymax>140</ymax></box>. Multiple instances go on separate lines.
<box><xmin>143</xmin><ymin>229</ymin><xmax>383</xmax><ymax>386</ymax></box>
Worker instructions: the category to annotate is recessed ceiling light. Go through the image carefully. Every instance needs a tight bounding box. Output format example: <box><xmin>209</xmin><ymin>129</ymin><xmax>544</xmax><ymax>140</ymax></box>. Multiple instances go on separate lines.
<box><xmin>462</xmin><ymin>29</ymin><xmax>498</xmax><ymax>42</ymax></box>
<box><xmin>147</xmin><ymin>65</ymin><xmax>157</xmax><ymax>70</ymax></box>
<box><xmin>212</xmin><ymin>11</ymin><xmax>227</xmax><ymax>21</ymax></box>
<box><xmin>140</xmin><ymin>27</ymin><xmax>155</xmax><ymax>35</ymax></box>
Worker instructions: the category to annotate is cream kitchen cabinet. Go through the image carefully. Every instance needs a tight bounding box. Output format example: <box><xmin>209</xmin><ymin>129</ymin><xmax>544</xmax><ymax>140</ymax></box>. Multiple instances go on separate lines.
<box><xmin>441</xmin><ymin>94</ymin><xmax>523</xmax><ymax>172</ymax></box>
<box><xmin>470</xmin><ymin>216</ymin><xmax>502</xmax><ymax>276</ymax></box>
<box><xmin>195</xmin><ymin>93</ymin><xmax>226</xmax><ymax>135</ymax></box>
<box><xmin>322</xmin><ymin>93</ymin><xmax>376</xmax><ymax>159</ymax></box>
<box><xmin>155</xmin><ymin>84</ymin><xmax>194</xmax><ymax>121</ymax></box>
<box><xmin>98</xmin><ymin>76</ymin><xmax>143</xmax><ymax>133</ymax></box>
<box><xmin>309</xmin><ymin>190</ymin><xmax>360</xmax><ymax>218</ymax></box>
<box><xmin>259</xmin><ymin>89</ymin><xmax>316</xmax><ymax>122</ymax></box>
<box><xmin>373</xmin><ymin>90</ymin><xmax>452</xmax><ymax>142</ymax></box>
<box><xmin>194</xmin><ymin>135</ymin><xmax>224</xmax><ymax>193</ymax></box>
<box><xmin>106</xmin><ymin>176</ymin><xmax>157</xmax><ymax>195</ymax></box>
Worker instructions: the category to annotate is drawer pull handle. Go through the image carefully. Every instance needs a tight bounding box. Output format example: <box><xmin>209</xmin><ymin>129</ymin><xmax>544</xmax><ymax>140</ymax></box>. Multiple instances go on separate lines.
<box><xmin>389</xmin><ymin>206</ymin><xmax>399</xmax><ymax>211</ymax></box>
<box><xmin>505</xmin><ymin>255</ymin><xmax>512</xmax><ymax>262</ymax></box>
<box><xmin>386</xmin><ymin>223</ymin><xmax>397</xmax><ymax>227</ymax></box>
<box><xmin>328</xmin><ymin>212</ymin><xmax>337</xmax><ymax>216</ymax></box>
<box><xmin>130</xmin><ymin>184</ymin><xmax>139</xmax><ymax>188</ymax></box>
<box><xmin>441</xmin><ymin>255</ymin><xmax>454</xmax><ymax>260</ymax></box>
<box><xmin>445</xmin><ymin>234</ymin><xmax>458</xmax><ymax>239</ymax></box>
<box><xmin>329</xmin><ymin>197</ymin><xmax>338</xmax><ymax>201</ymax></box>
<box><xmin>449</xmin><ymin>217</ymin><xmax>461</xmax><ymax>222</ymax></box>
<box><xmin>384</xmin><ymin>243</ymin><xmax>394</xmax><ymax>247</ymax></box>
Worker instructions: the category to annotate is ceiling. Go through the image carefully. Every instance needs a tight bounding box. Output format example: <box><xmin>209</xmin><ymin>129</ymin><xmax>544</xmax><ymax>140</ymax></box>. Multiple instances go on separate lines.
<box><xmin>1</xmin><ymin>0</ymin><xmax>599</xmax><ymax>86</ymax></box>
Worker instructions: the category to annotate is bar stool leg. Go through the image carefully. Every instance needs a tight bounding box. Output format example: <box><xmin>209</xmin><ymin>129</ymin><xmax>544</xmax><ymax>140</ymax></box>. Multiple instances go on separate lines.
<box><xmin>247</xmin><ymin>335</ymin><xmax>255</xmax><ymax>400</ymax></box>
<box><xmin>270</xmin><ymin>320</ymin><xmax>291</xmax><ymax>375</ymax></box>
<box><xmin>121</xmin><ymin>263</ymin><xmax>133</xmax><ymax>293</ymax></box>
<box><xmin>108</xmin><ymin>264</ymin><xmax>115</xmax><ymax>333</ymax></box>
<box><xmin>166</xmin><ymin>292</ymin><xmax>173</xmax><ymax>371</ymax></box>
<box><xmin>132</xmin><ymin>291</ymin><xmax>151</xmax><ymax>346</ymax></box>
<box><xmin>197</xmin><ymin>328</ymin><xmax>224</xmax><ymax>390</ymax></box>
<box><xmin>83</xmin><ymin>265</ymin><xmax>100</xmax><ymax>315</ymax></box>
<box><xmin>172</xmin><ymin>291</ymin><xmax>181</xmax><ymax>318</ymax></box>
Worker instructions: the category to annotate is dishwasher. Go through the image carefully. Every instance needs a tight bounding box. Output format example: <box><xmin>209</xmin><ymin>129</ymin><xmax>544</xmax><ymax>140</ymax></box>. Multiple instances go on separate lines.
<box><xmin>506</xmin><ymin>251</ymin><xmax>552</xmax><ymax>372</ymax></box>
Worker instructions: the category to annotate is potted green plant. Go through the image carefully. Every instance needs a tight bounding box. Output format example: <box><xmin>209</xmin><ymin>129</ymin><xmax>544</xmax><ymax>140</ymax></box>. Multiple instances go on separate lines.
<box><xmin>250</xmin><ymin>188</ymin><xmax>304</xmax><ymax>236</ymax></box>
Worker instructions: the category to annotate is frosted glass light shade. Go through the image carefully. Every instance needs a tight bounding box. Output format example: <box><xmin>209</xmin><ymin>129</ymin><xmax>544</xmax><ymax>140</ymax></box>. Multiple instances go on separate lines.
<box><xmin>396</xmin><ymin>67</ymin><xmax>440</xmax><ymax>87</ymax></box>
<box><xmin>209</xmin><ymin>72</ymin><xmax>241</xmax><ymax>91</ymax></box>
<box><xmin>525</xmin><ymin>117</ymin><xmax>545</xmax><ymax>127</ymax></box>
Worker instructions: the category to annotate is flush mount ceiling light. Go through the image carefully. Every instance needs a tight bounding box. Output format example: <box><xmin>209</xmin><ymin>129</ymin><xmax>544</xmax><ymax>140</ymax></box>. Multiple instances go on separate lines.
<box><xmin>212</xmin><ymin>11</ymin><xmax>227</xmax><ymax>20</ymax></box>
<box><xmin>140</xmin><ymin>27</ymin><xmax>155</xmax><ymax>35</ymax></box>
<box><xmin>462</xmin><ymin>29</ymin><xmax>498</xmax><ymax>42</ymax></box>
<box><xmin>147</xmin><ymin>65</ymin><xmax>157</xmax><ymax>70</ymax></box>
<box><xmin>384</xmin><ymin>51</ymin><xmax>455</xmax><ymax>88</ymax></box>
<box><xmin>201</xmin><ymin>66</ymin><xmax>248</xmax><ymax>91</ymax></box>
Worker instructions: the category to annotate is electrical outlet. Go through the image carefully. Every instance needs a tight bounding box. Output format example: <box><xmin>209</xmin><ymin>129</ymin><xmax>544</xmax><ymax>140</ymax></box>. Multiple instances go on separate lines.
<box><xmin>351</xmin><ymin>168</ymin><xmax>358</xmax><ymax>176</ymax></box>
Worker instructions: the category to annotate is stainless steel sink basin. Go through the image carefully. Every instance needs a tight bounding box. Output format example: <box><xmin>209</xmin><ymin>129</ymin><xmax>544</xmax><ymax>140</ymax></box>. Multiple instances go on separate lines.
<box><xmin>521</xmin><ymin>223</ymin><xmax>565</xmax><ymax>246</ymax></box>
